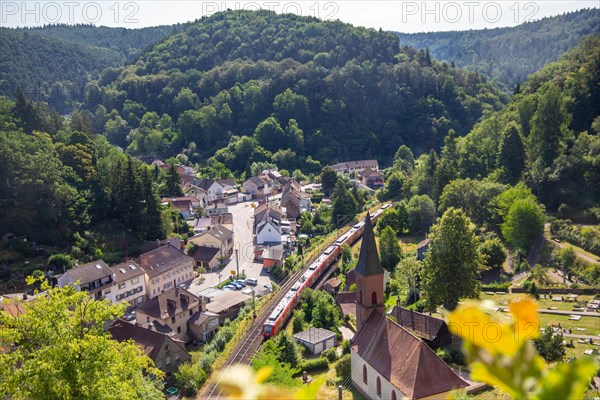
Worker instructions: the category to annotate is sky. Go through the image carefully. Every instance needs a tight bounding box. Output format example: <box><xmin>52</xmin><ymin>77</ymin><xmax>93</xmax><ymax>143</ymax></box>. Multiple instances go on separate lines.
<box><xmin>0</xmin><ymin>1</ymin><xmax>597</xmax><ymax>32</ymax></box>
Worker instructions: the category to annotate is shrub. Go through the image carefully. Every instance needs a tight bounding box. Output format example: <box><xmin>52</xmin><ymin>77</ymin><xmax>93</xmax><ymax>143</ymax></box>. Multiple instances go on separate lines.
<box><xmin>450</xmin><ymin>348</ymin><xmax>466</xmax><ymax>366</ymax></box>
<box><xmin>297</xmin><ymin>357</ymin><xmax>328</xmax><ymax>373</ymax></box>
<box><xmin>436</xmin><ymin>348</ymin><xmax>452</xmax><ymax>363</ymax></box>
<box><xmin>174</xmin><ymin>363</ymin><xmax>207</xmax><ymax>396</ymax></box>
<box><xmin>335</xmin><ymin>354</ymin><xmax>351</xmax><ymax>379</ymax></box>
<box><xmin>481</xmin><ymin>282</ymin><xmax>510</xmax><ymax>292</ymax></box>
<box><xmin>341</xmin><ymin>340</ymin><xmax>351</xmax><ymax>355</ymax></box>
<box><xmin>322</xmin><ymin>347</ymin><xmax>338</xmax><ymax>362</ymax></box>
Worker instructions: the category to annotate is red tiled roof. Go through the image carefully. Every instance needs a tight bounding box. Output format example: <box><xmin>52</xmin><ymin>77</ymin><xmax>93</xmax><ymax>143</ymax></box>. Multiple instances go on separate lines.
<box><xmin>352</xmin><ymin>312</ymin><xmax>467</xmax><ymax>399</ymax></box>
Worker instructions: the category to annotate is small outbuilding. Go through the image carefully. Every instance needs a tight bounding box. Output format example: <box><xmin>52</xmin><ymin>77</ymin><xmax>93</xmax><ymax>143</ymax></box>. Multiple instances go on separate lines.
<box><xmin>293</xmin><ymin>327</ymin><xmax>337</xmax><ymax>355</ymax></box>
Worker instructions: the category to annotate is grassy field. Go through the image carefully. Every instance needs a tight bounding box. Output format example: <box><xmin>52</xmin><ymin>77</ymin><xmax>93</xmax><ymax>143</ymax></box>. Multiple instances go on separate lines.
<box><xmin>313</xmin><ymin>361</ymin><xmax>365</xmax><ymax>400</ymax></box>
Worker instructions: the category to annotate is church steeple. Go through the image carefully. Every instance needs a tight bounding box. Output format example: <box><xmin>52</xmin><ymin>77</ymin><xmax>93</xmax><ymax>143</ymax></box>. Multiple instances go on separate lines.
<box><xmin>354</xmin><ymin>213</ymin><xmax>385</xmax><ymax>331</ymax></box>
<box><xmin>355</xmin><ymin>212</ymin><xmax>384</xmax><ymax>276</ymax></box>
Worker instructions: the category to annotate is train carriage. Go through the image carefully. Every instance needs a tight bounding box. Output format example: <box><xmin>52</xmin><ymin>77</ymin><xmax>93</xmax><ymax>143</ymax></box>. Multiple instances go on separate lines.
<box><xmin>262</xmin><ymin>205</ymin><xmax>388</xmax><ymax>337</ymax></box>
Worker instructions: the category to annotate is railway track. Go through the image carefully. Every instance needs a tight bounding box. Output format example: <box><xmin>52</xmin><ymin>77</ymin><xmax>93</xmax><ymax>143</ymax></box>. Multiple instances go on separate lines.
<box><xmin>201</xmin><ymin>244</ymin><xmax>332</xmax><ymax>399</ymax></box>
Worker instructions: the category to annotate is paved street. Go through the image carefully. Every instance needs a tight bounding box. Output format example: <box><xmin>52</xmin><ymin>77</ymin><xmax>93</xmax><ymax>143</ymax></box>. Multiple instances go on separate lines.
<box><xmin>184</xmin><ymin>200</ymin><xmax>273</xmax><ymax>297</ymax></box>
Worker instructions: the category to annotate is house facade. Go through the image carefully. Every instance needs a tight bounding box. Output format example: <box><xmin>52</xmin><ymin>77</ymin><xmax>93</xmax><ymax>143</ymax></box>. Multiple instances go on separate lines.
<box><xmin>109</xmin><ymin>319</ymin><xmax>191</xmax><ymax>374</ymax></box>
<box><xmin>57</xmin><ymin>260</ymin><xmax>114</xmax><ymax>301</ymax></box>
<box><xmin>189</xmin><ymin>224</ymin><xmax>234</xmax><ymax>261</ymax></box>
<box><xmin>137</xmin><ymin>244</ymin><xmax>195</xmax><ymax>298</ymax></box>
<box><xmin>331</xmin><ymin>160</ymin><xmax>379</xmax><ymax>175</ymax></box>
<box><xmin>255</xmin><ymin>218</ymin><xmax>282</xmax><ymax>245</ymax></box>
<box><xmin>136</xmin><ymin>287</ymin><xmax>206</xmax><ymax>342</ymax></box>
<box><xmin>110</xmin><ymin>261</ymin><xmax>147</xmax><ymax>307</ymax></box>
<box><xmin>243</xmin><ymin>176</ymin><xmax>268</xmax><ymax>198</ymax></box>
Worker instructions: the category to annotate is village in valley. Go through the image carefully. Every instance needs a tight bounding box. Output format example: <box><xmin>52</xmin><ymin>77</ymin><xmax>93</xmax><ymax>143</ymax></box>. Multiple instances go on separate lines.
<box><xmin>2</xmin><ymin>154</ymin><xmax>599</xmax><ymax>400</ymax></box>
<box><xmin>1</xmin><ymin>7</ymin><xmax>600</xmax><ymax>400</ymax></box>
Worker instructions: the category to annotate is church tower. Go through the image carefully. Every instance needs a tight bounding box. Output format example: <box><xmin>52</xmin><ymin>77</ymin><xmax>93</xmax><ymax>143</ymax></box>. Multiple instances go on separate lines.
<box><xmin>354</xmin><ymin>213</ymin><xmax>385</xmax><ymax>331</ymax></box>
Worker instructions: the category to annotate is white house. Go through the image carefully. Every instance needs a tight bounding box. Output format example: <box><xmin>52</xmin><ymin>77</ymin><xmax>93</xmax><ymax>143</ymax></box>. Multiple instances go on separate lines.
<box><xmin>255</xmin><ymin>216</ymin><xmax>282</xmax><ymax>245</ymax></box>
<box><xmin>57</xmin><ymin>260</ymin><xmax>114</xmax><ymax>301</ymax></box>
<box><xmin>243</xmin><ymin>176</ymin><xmax>268</xmax><ymax>198</ymax></box>
<box><xmin>110</xmin><ymin>261</ymin><xmax>147</xmax><ymax>307</ymax></box>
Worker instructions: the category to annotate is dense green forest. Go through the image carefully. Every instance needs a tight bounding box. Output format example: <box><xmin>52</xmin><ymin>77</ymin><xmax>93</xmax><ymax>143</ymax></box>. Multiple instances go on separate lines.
<box><xmin>0</xmin><ymin>24</ymin><xmax>189</xmax><ymax>111</ymax></box>
<box><xmin>0</xmin><ymin>91</ymin><xmax>177</xmax><ymax>253</ymax></box>
<box><xmin>379</xmin><ymin>35</ymin><xmax>600</xmax><ymax>216</ymax></box>
<box><xmin>396</xmin><ymin>8</ymin><xmax>600</xmax><ymax>88</ymax></box>
<box><xmin>84</xmin><ymin>10</ymin><xmax>506</xmax><ymax>173</ymax></box>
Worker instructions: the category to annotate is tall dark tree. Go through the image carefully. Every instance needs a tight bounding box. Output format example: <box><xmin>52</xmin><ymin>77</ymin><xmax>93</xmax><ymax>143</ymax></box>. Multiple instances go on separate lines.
<box><xmin>320</xmin><ymin>167</ymin><xmax>338</xmax><ymax>197</ymax></box>
<box><xmin>497</xmin><ymin>122</ymin><xmax>525</xmax><ymax>184</ymax></box>
<box><xmin>433</xmin><ymin>129</ymin><xmax>458</xmax><ymax>200</ymax></box>
<box><xmin>165</xmin><ymin>164</ymin><xmax>183</xmax><ymax>197</ymax></box>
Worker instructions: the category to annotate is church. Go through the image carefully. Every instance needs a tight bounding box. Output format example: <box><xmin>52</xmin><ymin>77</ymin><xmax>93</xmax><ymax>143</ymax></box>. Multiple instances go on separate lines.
<box><xmin>350</xmin><ymin>214</ymin><xmax>468</xmax><ymax>400</ymax></box>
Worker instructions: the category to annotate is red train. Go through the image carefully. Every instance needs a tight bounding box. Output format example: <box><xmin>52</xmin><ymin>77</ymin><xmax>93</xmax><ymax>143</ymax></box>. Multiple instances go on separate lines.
<box><xmin>262</xmin><ymin>205</ymin><xmax>389</xmax><ymax>337</ymax></box>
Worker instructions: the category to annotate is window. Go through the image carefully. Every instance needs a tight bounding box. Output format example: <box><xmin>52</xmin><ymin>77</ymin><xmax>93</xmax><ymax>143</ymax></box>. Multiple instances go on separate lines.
<box><xmin>147</xmin><ymin>317</ymin><xmax>150</xmax><ymax>323</ymax></box>
<box><xmin>171</xmin><ymin>317</ymin><xmax>176</xmax><ymax>324</ymax></box>
<box><xmin>371</xmin><ymin>291</ymin><xmax>377</xmax><ymax>304</ymax></box>
<box><xmin>118</xmin><ymin>283</ymin><xmax>126</xmax><ymax>290</ymax></box>
<box><xmin>189</xmin><ymin>310</ymin><xmax>193</xmax><ymax>317</ymax></box>
<box><xmin>131</xmin><ymin>277</ymin><xmax>139</xmax><ymax>284</ymax></box>
<box><xmin>362</xmin><ymin>365</ymin><xmax>367</xmax><ymax>384</ymax></box>
<box><xmin>166</xmin><ymin>356</ymin><xmax>171</xmax><ymax>365</ymax></box>
<box><xmin>177</xmin><ymin>327</ymin><xmax>182</xmax><ymax>334</ymax></box>
<box><xmin>391</xmin><ymin>391</ymin><xmax>397</xmax><ymax>400</ymax></box>
<box><xmin>376</xmin><ymin>377</ymin><xmax>381</xmax><ymax>397</ymax></box>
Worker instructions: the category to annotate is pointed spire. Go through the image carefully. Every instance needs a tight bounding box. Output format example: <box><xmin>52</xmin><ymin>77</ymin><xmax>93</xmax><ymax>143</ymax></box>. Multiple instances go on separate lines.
<box><xmin>355</xmin><ymin>213</ymin><xmax>383</xmax><ymax>276</ymax></box>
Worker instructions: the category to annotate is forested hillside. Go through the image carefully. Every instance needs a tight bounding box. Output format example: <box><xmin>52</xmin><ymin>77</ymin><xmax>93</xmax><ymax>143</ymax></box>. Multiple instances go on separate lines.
<box><xmin>0</xmin><ymin>24</ymin><xmax>188</xmax><ymax>111</ymax></box>
<box><xmin>86</xmin><ymin>10</ymin><xmax>507</xmax><ymax>174</ymax></box>
<box><xmin>396</xmin><ymin>8</ymin><xmax>600</xmax><ymax>88</ymax></box>
<box><xmin>419</xmin><ymin>35</ymin><xmax>600</xmax><ymax>213</ymax></box>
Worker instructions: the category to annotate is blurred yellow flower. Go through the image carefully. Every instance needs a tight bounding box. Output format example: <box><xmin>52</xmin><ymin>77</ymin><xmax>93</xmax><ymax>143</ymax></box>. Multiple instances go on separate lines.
<box><xmin>448</xmin><ymin>303</ymin><xmax>520</xmax><ymax>356</ymax></box>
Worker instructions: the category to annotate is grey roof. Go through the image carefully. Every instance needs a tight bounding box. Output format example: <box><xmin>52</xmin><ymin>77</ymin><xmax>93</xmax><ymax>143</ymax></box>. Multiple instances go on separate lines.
<box><xmin>262</xmin><ymin>245</ymin><xmax>284</xmax><ymax>261</ymax></box>
<box><xmin>65</xmin><ymin>260</ymin><xmax>112</xmax><ymax>284</ymax></box>
<box><xmin>354</xmin><ymin>214</ymin><xmax>384</xmax><ymax>276</ymax></box>
<box><xmin>137</xmin><ymin>287</ymin><xmax>201</xmax><ymax>320</ymax></box>
<box><xmin>110</xmin><ymin>261</ymin><xmax>145</xmax><ymax>283</ymax></box>
<box><xmin>206</xmin><ymin>291</ymin><xmax>250</xmax><ymax>314</ymax></box>
<box><xmin>245</xmin><ymin>176</ymin><xmax>265</xmax><ymax>188</ymax></box>
<box><xmin>293</xmin><ymin>327</ymin><xmax>336</xmax><ymax>345</ymax></box>
<box><xmin>137</xmin><ymin>244</ymin><xmax>192</xmax><ymax>279</ymax></box>
<box><xmin>206</xmin><ymin>224</ymin><xmax>233</xmax><ymax>242</ymax></box>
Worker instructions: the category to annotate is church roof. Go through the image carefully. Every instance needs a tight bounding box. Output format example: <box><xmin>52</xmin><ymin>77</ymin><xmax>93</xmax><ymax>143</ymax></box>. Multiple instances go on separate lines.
<box><xmin>354</xmin><ymin>214</ymin><xmax>383</xmax><ymax>276</ymax></box>
<box><xmin>352</xmin><ymin>312</ymin><xmax>467</xmax><ymax>399</ymax></box>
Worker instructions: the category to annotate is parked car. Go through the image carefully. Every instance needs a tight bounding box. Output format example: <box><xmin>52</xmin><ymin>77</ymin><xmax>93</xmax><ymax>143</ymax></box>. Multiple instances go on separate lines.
<box><xmin>263</xmin><ymin>283</ymin><xmax>272</xmax><ymax>292</ymax></box>
<box><xmin>234</xmin><ymin>279</ymin><xmax>247</xmax><ymax>287</ymax></box>
<box><xmin>223</xmin><ymin>284</ymin><xmax>236</xmax><ymax>291</ymax></box>
<box><xmin>231</xmin><ymin>281</ymin><xmax>243</xmax><ymax>290</ymax></box>
<box><xmin>245</xmin><ymin>278</ymin><xmax>258</xmax><ymax>286</ymax></box>
<box><xmin>124</xmin><ymin>313</ymin><xmax>136</xmax><ymax>321</ymax></box>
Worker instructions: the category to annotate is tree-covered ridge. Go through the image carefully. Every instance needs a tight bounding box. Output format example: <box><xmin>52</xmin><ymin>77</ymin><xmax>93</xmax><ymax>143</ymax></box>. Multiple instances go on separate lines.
<box><xmin>453</xmin><ymin>34</ymin><xmax>600</xmax><ymax>212</ymax></box>
<box><xmin>87</xmin><ymin>10</ymin><xmax>507</xmax><ymax>170</ymax></box>
<box><xmin>0</xmin><ymin>24</ymin><xmax>189</xmax><ymax>111</ymax></box>
<box><xmin>396</xmin><ymin>8</ymin><xmax>600</xmax><ymax>88</ymax></box>
<box><xmin>24</xmin><ymin>23</ymin><xmax>190</xmax><ymax>59</ymax></box>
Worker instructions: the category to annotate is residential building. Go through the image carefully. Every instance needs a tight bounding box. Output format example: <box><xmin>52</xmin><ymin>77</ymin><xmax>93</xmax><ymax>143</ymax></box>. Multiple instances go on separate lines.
<box><xmin>255</xmin><ymin>212</ymin><xmax>282</xmax><ymax>245</ymax></box>
<box><xmin>140</xmin><ymin>237</ymin><xmax>183</xmax><ymax>254</ymax></box>
<box><xmin>280</xmin><ymin>180</ymin><xmax>311</xmax><ymax>219</ymax></box>
<box><xmin>189</xmin><ymin>224</ymin><xmax>234</xmax><ymax>262</ymax></box>
<box><xmin>350</xmin><ymin>215</ymin><xmax>468</xmax><ymax>400</ymax></box>
<box><xmin>57</xmin><ymin>260</ymin><xmax>114</xmax><ymax>301</ymax></box>
<box><xmin>136</xmin><ymin>287</ymin><xmax>206</xmax><ymax>342</ymax></box>
<box><xmin>261</xmin><ymin>245</ymin><xmax>284</xmax><ymax>271</ymax></box>
<box><xmin>109</xmin><ymin>319</ymin><xmax>191</xmax><ymax>374</ymax></box>
<box><xmin>162</xmin><ymin>196</ymin><xmax>205</xmax><ymax>219</ymax></box>
<box><xmin>416</xmin><ymin>238</ymin><xmax>430</xmax><ymax>261</ymax></box>
<box><xmin>243</xmin><ymin>176</ymin><xmax>268</xmax><ymax>198</ymax></box>
<box><xmin>206</xmin><ymin>202</ymin><xmax>229</xmax><ymax>216</ymax></box>
<box><xmin>331</xmin><ymin>160</ymin><xmax>379</xmax><ymax>175</ymax></box>
<box><xmin>137</xmin><ymin>243</ymin><xmax>195</xmax><ymax>298</ymax></box>
<box><xmin>190</xmin><ymin>178</ymin><xmax>225</xmax><ymax>203</ymax></box>
<box><xmin>205</xmin><ymin>291</ymin><xmax>250</xmax><ymax>324</ymax></box>
<box><xmin>188</xmin><ymin>311</ymin><xmax>220</xmax><ymax>343</ymax></box>
<box><xmin>293</xmin><ymin>327</ymin><xmax>337</xmax><ymax>355</ymax></box>
<box><xmin>110</xmin><ymin>261</ymin><xmax>147</xmax><ymax>307</ymax></box>
<box><xmin>359</xmin><ymin>168</ymin><xmax>384</xmax><ymax>189</ymax></box>
<box><xmin>190</xmin><ymin>245</ymin><xmax>221</xmax><ymax>271</ymax></box>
